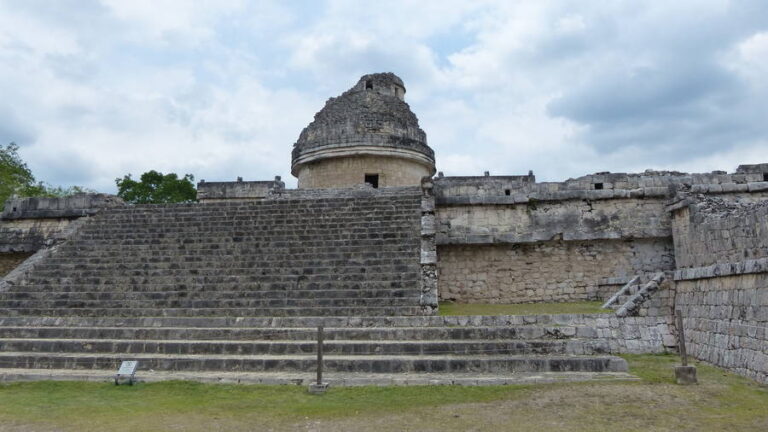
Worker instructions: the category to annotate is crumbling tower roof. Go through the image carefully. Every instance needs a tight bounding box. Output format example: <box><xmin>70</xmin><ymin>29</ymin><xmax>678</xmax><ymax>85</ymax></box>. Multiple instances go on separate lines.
<box><xmin>291</xmin><ymin>72</ymin><xmax>435</xmax><ymax>176</ymax></box>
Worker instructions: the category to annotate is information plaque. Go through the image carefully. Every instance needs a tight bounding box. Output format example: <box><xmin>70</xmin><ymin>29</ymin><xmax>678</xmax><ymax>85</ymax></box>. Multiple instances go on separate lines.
<box><xmin>115</xmin><ymin>361</ymin><xmax>138</xmax><ymax>385</ymax></box>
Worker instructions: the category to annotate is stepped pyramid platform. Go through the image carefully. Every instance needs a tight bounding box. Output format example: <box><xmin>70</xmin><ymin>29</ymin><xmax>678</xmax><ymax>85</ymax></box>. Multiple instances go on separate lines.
<box><xmin>0</xmin><ymin>188</ymin><xmax>631</xmax><ymax>384</ymax></box>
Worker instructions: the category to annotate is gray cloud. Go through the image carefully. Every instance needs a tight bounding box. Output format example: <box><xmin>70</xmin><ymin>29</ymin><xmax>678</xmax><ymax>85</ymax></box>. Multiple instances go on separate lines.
<box><xmin>0</xmin><ymin>0</ymin><xmax>767</xmax><ymax>192</ymax></box>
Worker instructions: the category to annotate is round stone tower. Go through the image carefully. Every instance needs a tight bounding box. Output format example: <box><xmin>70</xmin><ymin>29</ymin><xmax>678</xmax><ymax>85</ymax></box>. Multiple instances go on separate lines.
<box><xmin>292</xmin><ymin>72</ymin><xmax>436</xmax><ymax>189</ymax></box>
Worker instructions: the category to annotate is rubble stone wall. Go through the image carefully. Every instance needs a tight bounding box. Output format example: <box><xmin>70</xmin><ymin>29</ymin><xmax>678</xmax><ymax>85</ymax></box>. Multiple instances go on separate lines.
<box><xmin>437</xmin><ymin>238</ymin><xmax>675</xmax><ymax>303</ymax></box>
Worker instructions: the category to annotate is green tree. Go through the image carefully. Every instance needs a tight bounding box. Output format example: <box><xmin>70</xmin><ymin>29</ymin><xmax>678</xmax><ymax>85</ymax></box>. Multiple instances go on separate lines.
<box><xmin>115</xmin><ymin>170</ymin><xmax>196</xmax><ymax>204</ymax></box>
<box><xmin>0</xmin><ymin>142</ymin><xmax>39</xmax><ymax>204</ymax></box>
<box><xmin>1</xmin><ymin>142</ymin><xmax>95</xmax><ymax>205</ymax></box>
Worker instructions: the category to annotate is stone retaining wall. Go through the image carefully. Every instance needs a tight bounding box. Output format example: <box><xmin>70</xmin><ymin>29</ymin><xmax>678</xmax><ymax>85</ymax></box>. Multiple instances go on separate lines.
<box><xmin>0</xmin><ymin>218</ymin><xmax>75</xmax><ymax>253</ymax></box>
<box><xmin>437</xmin><ymin>238</ymin><xmax>675</xmax><ymax>303</ymax></box>
<box><xmin>675</xmin><ymin>270</ymin><xmax>768</xmax><ymax>384</ymax></box>
<box><xmin>1</xmin><ymin>194</ymin><xmax>123</xmax><ymax>253</ymax></box>
<box><xmin>669</xmin><ymin>197</ymin><xmax>768</xmax><ymax>384</ymax></box>
<box><xmin>437</xmin><ymin>197</ymin><xmax>670</xmax><ymax>245</ymax></box>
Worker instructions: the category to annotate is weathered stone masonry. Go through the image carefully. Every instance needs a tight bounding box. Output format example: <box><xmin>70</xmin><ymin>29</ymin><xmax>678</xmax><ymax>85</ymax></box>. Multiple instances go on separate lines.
<box><xmin>434</xmin><ymin>169</ymin><xmax>768</xmax><ymax>305</ymax></box>
<box><xmin>438</xmin><ymin>239</ymin><xmax>674</xmax><ymax>303</ymax></box>
<box><xmin>671</xmin><ymin>197</ymin><xmax>768</xmax><ymax>384</ymax></box>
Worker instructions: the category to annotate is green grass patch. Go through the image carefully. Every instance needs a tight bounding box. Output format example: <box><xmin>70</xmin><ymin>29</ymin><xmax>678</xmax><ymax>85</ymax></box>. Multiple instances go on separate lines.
<box><xmin>438</xmin><ymin>301</ymin><xmax>609</xmax><ymax>316</ymax></box>
<box><xmin>0</xmin><ymin>355</ymin><xmax>766</xmax><ymax>431</ymax></box>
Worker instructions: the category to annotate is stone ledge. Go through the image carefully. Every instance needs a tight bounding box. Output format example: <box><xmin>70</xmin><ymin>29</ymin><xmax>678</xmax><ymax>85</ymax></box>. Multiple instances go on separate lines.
<box><xmin>436</xmin><ymin>187</ymin><xmax>672</xmax><ymax>206</ymax></box>
<box><xmin>437</xmin><ymin>230</ymin><xmax>671</xmax><ymax>245</ymax></box>
<box><xmin>674</xmin><ymin>257</ymin><xmax>768</xmax><ymax>281</ymax></box>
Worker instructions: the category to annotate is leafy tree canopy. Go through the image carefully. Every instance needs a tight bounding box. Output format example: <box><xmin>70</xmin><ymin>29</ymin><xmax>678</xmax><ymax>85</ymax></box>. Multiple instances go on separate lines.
<box><xmin>1</xmin><ymin>143</ymin><xmax>93</xmax><ymax>205</ymax></box>
<box><xmin>115</xmin><ymin>170</ymin><xmax>196</xmax><ymax>204</ymax></box>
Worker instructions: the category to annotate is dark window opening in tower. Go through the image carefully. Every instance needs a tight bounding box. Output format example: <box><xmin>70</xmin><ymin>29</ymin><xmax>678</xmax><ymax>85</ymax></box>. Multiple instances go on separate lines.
<box><xmin>504</xmin><ymin>189</ymin><xmax>511</xmax><ymax>196</ymax></box>
<box><xmin>365</xmin><ymin>80</ymin><xmax>373</xmax><ymax>90</ymax></box>
<box><xmin>594</xmin><ymin>183</ymin><xmax>604</xmax><ymax>190</ymax></box>
<box><xmin>365</xmin><ymin>174</ymin><xmax>379</xmax><ymax>188</ymax></box>
<box><xmin>763</xmin><ymin>173</ymin><xmax>768</xmax><ymax>182</ymax></box>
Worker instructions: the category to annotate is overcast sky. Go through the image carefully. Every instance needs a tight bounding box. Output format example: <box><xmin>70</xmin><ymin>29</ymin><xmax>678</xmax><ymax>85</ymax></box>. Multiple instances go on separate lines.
<box><xmin>1</xmin><ymin>0</ymin><xmax>767</xmax><ymax>192</ymax></box>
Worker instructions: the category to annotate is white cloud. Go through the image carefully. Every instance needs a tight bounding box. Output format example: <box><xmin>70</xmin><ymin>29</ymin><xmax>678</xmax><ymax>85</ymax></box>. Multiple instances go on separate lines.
<box><xmin>0</xmin><ymin>0</ymin><xmax>766</xmax><ymax>192</ymax></box>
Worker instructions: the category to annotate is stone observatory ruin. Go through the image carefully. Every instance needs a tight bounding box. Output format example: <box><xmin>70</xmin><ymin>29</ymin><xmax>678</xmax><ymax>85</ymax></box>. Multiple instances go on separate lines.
<box><xmin>0</xmin><ymin>72</ymin><xmax>767</xmax><ymax>386</ymax></box>
<box><xmin>291</xmin><ymin>73</ymin><xmax>436</xmax><ymax>189</ymax></box>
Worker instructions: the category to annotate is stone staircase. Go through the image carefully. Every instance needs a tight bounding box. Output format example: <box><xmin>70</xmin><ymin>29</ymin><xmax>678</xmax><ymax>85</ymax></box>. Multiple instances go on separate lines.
<box><xmin>0</xmin><ymin>315</ymin><xmax>630</xmax><ymax>384</ymax></box>
<box><xmin>0</xmin><ymin>193</ymin><xmax>424</xmax><ymax>317</ymax></box>
<box><xmin>0</xmin><ymin>190</ymin><xmax>631</xmax><ymax>384</ymax></box>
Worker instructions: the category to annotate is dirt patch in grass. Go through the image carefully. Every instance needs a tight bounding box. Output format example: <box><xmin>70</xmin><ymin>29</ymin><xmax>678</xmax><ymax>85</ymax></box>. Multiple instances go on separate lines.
<box><xmin>438</xmin><ymin>301</ymin><xmax>609</xmax><ymax>316</ymax></box>
<box><xmin>0</xmin><ymin>355</ymin><xmax>766</xmax><ymax>432</ymax></box>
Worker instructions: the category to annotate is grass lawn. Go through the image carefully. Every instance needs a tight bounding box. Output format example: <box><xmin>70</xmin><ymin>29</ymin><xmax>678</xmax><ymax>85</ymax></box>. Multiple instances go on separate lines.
<box><xmin>0</xmin><ymin>355</ymin><xmax>766</xmax><ymax>431</ymax></box>
<box><xmin>438</xmin><ymin>301</ymin><xmax>609</xmax><ymax>316</ymax></box>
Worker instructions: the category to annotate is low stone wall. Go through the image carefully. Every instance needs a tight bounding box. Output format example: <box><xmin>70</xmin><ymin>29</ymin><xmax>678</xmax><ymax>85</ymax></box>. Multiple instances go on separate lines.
<box><xmin>0</xmin><ymin>253</ymin><xmax>32</xmax><ymax>278</ymax></box>
<box><xmin>437</xmin><ymin>238</ymin><xmax>675</xmax><ymax>303</ymax></box>
<box><xmin>197</xmin><ymin>178</ymin><xmax>284</xmax><ymax>202</ymax></box>
<box><xmin>1</xmin><ymin>194</ymin><xmax>124</xmax><ymax>253</ymax></box>
<box><xmin>423</xmin><ymin>314</ymin><xmax>674</xmax><ymax>354</ymax></box>
<box><xmin>2</xmin><ymin>194</ymin><xmax>123</xmax><ymax>220</ymax></box>
<box><xmin>675</xmin><ymin>268</ymin><xmax>768</xmax><ymax>384</ymax></box>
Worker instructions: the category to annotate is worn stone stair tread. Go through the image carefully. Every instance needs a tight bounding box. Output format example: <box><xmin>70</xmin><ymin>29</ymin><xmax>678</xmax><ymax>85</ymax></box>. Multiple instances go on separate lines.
<box><xmin>0</xmin><ymin>337</ymin><xmax>590</xmax><ymax>344</ymax></box>
<box><xmin>0</xmin><ymin>368</ymin><xmax>640</xmax><ymax>386</ymax></box>
<box><xmin>0</xmin><ymin>313</ymin><xmax>613</xmax><ymax>327</ymax></box>
<box><xmin>0</xmin><ymin>351</ymin><xmax>625</xmax><ymax>361</ymax></box>
<box><xmin>0</xmin><ymin>326</ymin><xmax>586</xmax><ymax>342</ymax></box>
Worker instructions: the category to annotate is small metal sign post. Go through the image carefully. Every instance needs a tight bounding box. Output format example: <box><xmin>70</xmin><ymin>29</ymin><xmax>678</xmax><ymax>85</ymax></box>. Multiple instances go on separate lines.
<box><xmin>115</xmin><ymin>361</ymin><xmax>138</xmax><ymax>386</ymax></box>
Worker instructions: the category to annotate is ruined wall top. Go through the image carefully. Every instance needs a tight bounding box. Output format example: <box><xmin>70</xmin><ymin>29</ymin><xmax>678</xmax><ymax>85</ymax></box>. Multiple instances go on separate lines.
<box><xmin>197</xmin><ymin>177</ymin><xmax>285</xmax><ymax>202</ymax></box>
<box><xmin>436</xmin><ymin>165</ymin><xmax>768</xmax><ymax>204</ymax></box>
<box><xmin>291</xmin><ymin>72</ymin><xmax>435</xmax><ymax>176</ymax></box>
<box><xmin>670</xmin><ymin>196</ymin><xmax>768</xmax><ymax>269</ymax></box>
<box><xmin>1</xmin><ymin>194</ymin><xmax>124</xmax><ymax>220</ymax></box>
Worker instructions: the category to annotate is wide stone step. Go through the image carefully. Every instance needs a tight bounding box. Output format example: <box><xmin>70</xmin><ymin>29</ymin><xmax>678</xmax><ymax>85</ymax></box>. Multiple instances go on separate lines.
<box><xmin>0</xmin><ymin>352</ymin><xmax>628</xmax><ymax>373</ymax></box>
<box><xmin>0</xmin><ymin>368</ymin><xmax>640</xmax><ymax>386</ymax></box>
<box><xmin>17</xmin><ymin>272</ymin><xmax>417</xmax><ymax>284</ymax></box>
<box><xmin>7</xmin><ymin>281</ymin><xmax>418</xmax><ymax>293</ymax></box>
<box><xmin>72</xmin><ymin>231</ymin><xmax>417</xmax><ymax>241</ymax></box>
<box><xmin>28</xmin><ymin>264</ymin><xmax>417</xmax><ymax>275</ymax></box>
<box><xmin>0</xmin><ymin>325</ymin><xmax>582</xmax><ymax>341</ymax></box>
<box><xmin>77</xmin><ymin>222</ymin><xmax>419</xmax><ymax>233</ymax></box>
<box><xmin>0</xmin><ymin>306</ymin><xmax>425</xmax><ymax>317</ymax></box>
<box><xmin>0</xmin><ymin>314</ymin><xmax>609</xmax><ymax>329</ymax></box>
<box><xmin>44</xmin><ymin>250</ymin><xmax>417</xmax><ymax>260</ymax></box>
<box><xmin>0</xmin><ymin>338</ymin><xmax>609</xmax><ymax>356</ymax></box>
<box><xmin>0</xmin><ymin>297</ymin><xmax>420</xmax><ymax>309</ymax></box>
<box><xmin>0</xmin><ymin>288</ymin><xmax>420</xmax><ymax>301</ymax></box>
<box><xmin>13</xmin><ymin>281</ymin><xmax>417</xmax><ymax>293</ymax></box>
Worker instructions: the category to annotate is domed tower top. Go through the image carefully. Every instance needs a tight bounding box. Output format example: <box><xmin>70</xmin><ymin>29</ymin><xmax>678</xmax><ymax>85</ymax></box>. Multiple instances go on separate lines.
<box><xmin>291</xmin><ymin>73</ymin><xmax>436</xmax><ymax>189</ymax></box>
